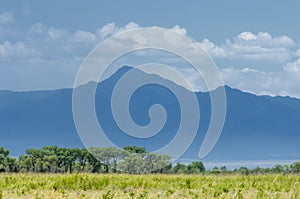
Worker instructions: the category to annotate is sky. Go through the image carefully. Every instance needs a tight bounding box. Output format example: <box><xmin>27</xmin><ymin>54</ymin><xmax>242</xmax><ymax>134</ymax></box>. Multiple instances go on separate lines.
<box><xmin>0</xmin><ymin>0</ymin><xmax>300</xmax><ymax>98</ymax></box>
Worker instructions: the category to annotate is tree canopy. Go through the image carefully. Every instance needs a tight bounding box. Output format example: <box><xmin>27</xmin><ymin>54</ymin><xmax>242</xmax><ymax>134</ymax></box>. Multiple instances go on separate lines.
<box><xmin>0</xmin><ymin>146</ymin><xmax>299</xmax><ymax>175</ymax></box>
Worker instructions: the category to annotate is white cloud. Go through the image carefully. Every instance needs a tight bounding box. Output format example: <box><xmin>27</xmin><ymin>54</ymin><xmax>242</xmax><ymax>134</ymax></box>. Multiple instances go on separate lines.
<box><xmin>295</xmin><ymin>49</ymin><xmax>300</xmax><ymax>57</ymax></box>
<box><xmin>30</xmin><ymin>23</ymin><xmax>48</xmax><ymax>34</ymax></box>
<box><xmin>200</xmin><ymin>39</ymin><xmax>227</xmax><ymax>58</ymax></box>
<box><xmin>221</xmin><ymin>58</ymin><xmax>300</xmax><ymax>98</ymax></box>
<box><xmin>234</xmin><ymin>32</ymin><xmax>295</xmax><ymax>48</ymax></box>
<box><xmin>200</xmin><ymin>31</ymin><xmax>296</xmax><ymax>63</ymax></box>
<box><xmin>25</xmin><ymin>23</ymin><xmax>103</xmax><ymax>59</ymax></box>
<box><xmin>0</xmin><ymin>41</ymin><xmax>37</xmax><ymax>58</ymax></box>
<box><xmin>122</xmin><ymin>21</ymin><xmax>140</xmax><ymax>31</ymax></box>
<box><xmin>48</xmin><ymin>27</ymin><xmax>68</xmax><ymax>41</ymax></box>
<box><xmin>221</xmin><ymin>67</ymin><xmax>275</xmax><ymax>95</ymax></box>
<box><xmin>99</xmin><ymin>22</ymin><xmax>118</xmax><ymax>37</ymax></box>
<box><xmin>0</xmin><ymin>21</ymin><xmax>145</xmax><ymax>90</ymax></box>
<box><xmin>71</xmin><ymin>30</ymin><xmax>96</xmax><ymax>43</ymax></box>
<box><xmin>238</xmin><ymin>32</ymin><xmax>257</xmax><ymax>40</ymax></box>
<box><xmin>0</xmin><ymin>12</ymin><xmax>15</xmax><ymax>25</ymax></box>
<box><xmin>283</xmin><ymin>59</ymin><xmax>300</xmax><ymax>73</ymax></box>
<box><xmin>98</xmin><ymin>21</ymin><xmax>140</xmax><ymax>39</ymax></box>
<box><xmin>1</xmin><ymin>21</ymin><xmax>300</xmax><ymax>99</ymax></box>
<box><xmin>171</xmin><ymin>25</ymin><xmax>187</xmax><ymax>35</ymax></box>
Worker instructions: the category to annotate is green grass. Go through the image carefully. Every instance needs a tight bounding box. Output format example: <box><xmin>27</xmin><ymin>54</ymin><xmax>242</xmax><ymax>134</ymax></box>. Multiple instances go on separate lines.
<box><xmin>0</xmin><ymin>173</ymin><xmax>299</xmax><ymax>198</ymax></box>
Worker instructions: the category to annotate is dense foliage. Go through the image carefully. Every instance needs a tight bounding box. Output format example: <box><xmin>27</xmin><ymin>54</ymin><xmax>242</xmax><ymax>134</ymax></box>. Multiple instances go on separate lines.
<box><xmin>0</xmin><ymin>146</ymin><xmax>300</xmax><ymax>175</ymax></box>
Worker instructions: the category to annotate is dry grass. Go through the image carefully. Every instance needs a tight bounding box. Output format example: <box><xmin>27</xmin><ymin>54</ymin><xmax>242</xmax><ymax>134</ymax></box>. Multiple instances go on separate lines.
<box><xmin>0</xmin><ymin>173</ymin><xmax>299</xmax><ymax>198</ymax></box>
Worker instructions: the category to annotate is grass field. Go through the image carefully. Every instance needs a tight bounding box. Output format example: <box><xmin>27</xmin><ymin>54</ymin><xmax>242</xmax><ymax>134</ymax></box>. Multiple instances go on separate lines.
<box><xmin>0</xmin><ymin>173</ymin><xmax>299</xmax><ymax>198</ymax></box>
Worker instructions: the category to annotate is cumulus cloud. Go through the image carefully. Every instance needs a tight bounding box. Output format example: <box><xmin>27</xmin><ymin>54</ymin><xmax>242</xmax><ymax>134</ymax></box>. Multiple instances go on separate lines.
<box><xmin>71</xmin><ymin>31</ymin><xmax>96</xmax><ymax>43</ymax></box>
<box><xmin>0</xmin><ymin>41</ymin><xmax>37</xmax><ymax>58</ymax></box>
<box><xmin>9</xmin><ymin>21</ymin><xmax>143</xmax><ymax>62</ymax></box>
<box><xmin>284</xmin><ymin>59</ymin><xmax>300</xmax><ymax>73</ymax></box>
<box><xmin>47</xmin><ymin>27</ymin><xmax>68</xmax><ymax>41</ymax></box>
<box><xmin>200</xmin><ymin>39</ymin><xmax>227</xmax><ymax>58</ymax></box>
<box><xmin>238</xmin><ymin>32</ymin><xmax>257</xmax><ymax>40</ymax></box>
<box><xmin>97</xmin><ymin>27</ymin><xmax>300</xmax><ymax>96</ymax></box>
<box><xmin>99</xmin><ymin>22</ymin><xmax>118</xmax><ymax>37</ymax></box>
<box><xmin>221</xmin><ymin>58</ymin><xmax>300</xmax><ymax>98</ymax></box>
<box><xmin>295</xmin><ymin>49</ymin><xmax>300</xmax><ymax>57</ymax></box>
<box><xmin>98</xmin><ymin>21</ymin><xmax>140</xmax><ymax>39</ymax></box>
<box><xmin>237</xmin><ymin>32</ymin><xmax>294</xmax><ymax>48</ymax></box>
<box><xmin>123</xmin><ymin>21</ymin><xmax>140</xmax><ymax>31</ymax></box>
<box><xmin>0</xmin><ymin>21</ymin><xmax>143</xmax><ymax>90</ymax></box>
<box><xmin>195</xmin><ymin>32</ymin><xmax>300</xmax><ymax>97</ymax></box>
<box><xmin>0</xmin><ymin>12</ymin><xmax>15</xmax><ymax>25</ymax></box>
<box><xmin>171</xmin><ymin>25</ymin><xmax>187</xmax><ymax>35</ymax></box>
<box><xmin>200</xmin><ymin>31</ymin><xmax>296</xmax><ymax>63</ymax></box>
<box><xmin>221</xmin><ymin>67</ymin><xmax>275</xmax><ymax>95</ymax></box>
<box><xmin>1</xmin><ymin>21</ymin><xmax>300</xmax><ymax>98</ymax></box>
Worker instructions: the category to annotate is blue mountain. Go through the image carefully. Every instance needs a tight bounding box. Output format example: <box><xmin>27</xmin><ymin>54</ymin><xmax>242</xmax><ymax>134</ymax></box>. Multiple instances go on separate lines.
<box><xmin>1</xmin><ymin>66</ymin><xmax>300</xmax><ymax>164</ymax></box>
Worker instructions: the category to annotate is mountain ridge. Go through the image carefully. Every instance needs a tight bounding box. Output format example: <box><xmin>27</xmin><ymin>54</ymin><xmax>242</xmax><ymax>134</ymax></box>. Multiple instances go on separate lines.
<box><xmin>0</xmin><ymin>66</ymin><xmax>299</xmax><ymax>164</ymax></box>
<box><xmin>2</xmin><ymin>65</ymin><xmax>299</xmax><ymax>100</ymax></box>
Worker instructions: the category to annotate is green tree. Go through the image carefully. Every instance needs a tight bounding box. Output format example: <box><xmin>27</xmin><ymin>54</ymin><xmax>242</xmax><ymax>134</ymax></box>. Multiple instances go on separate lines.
<box><xmin>4</xmin><ymin>156</ymin><xmax>18</xmax><ymax>172</ymax></box>
<box><xmin>76</xmin><ymin>148</ymin><xmax>90</xmax><ymax>172</ymax></box>
<box><xmin>219</xmin><ymin>166</ymin><xmax>227</xmax><ymax>173</ymax></box>
<box><xmin>18</xmin><ymin>155</ymin><xmax>32</xmax><ymax>172</ymax></box>
<box><xmin>211</xmin><ymin>166</ymin><xmax>220</xmax><ymax>174</ymax></box>
<box><xmin>0</xmin><ymin>147</ymin><xmax>9</xmax><ymax>171</ymax></box>
<box><xmin>119</xmin><ymin>153</ymin><xmax>144</xmax><ymax>174</ymax></box>
<box><xmin>24</xmin><ymin>148</ymin><xmax>40</xmax><ymax>172</ymax></box>
<box><xmin>86</xmin><ymin>152</ymin><xmax>102</xmax><ymax>173</ymax></box>
<box><xmin>187</xmin><ymin>161</ymin><xmax>205</xmax><ymax>174</ymax></box>
<box><xmin>252</xmin><ymin>166</ymin><xmax>264</xmax><ymax>174</ymax></box>
<box><xmin>144</xmin><ymin>153</ymin><xmax>171</xmax><ymax>173</ymax></box>
<box><xmin>109</xmin><ymin>147</ymin><xmax>125</xmax><ymax>172</ymax></box>
<box><xmin>40</xmin><ymin>146</ymin><xmax>59</xmax><ymax>173</ymax></box>
<box><xmin>90</xmin><ymin>147</ymin><xmax>110</xmax><ymax>173</ymax></box>
<box><xmin>123</xmin><ymin>146</ymin><xmax>146</xmax><ymax>154</ymax></box>
<box><xmin>172</xmin><ymin>162</ymin><xmax>187</xmax><ymax>174</ymax></box>
<box><xmin>90</xmin><ymin>147</ymin><xmax>126</xmax><ymax>173</ymax></box>
<box><xmin>272</xmin><ymin>164</ymin><xmax>284</xmax><ymax>173</ymax></box>
<box><xmin>66</xmin><ymin>148</ymin><xmax>78</xmax><ymax>173</ymax></box>
<box><xmin>239</xmin><ymin>167</ymin><xmax>249</xmax><ymax>175</ymax></box>
<box><xmin>56</xmin><ymin>147</ymin><xmax>69</xmax><ymax>173</ymax></box>
<box><xmin>291</xmin><ymin>162</ymin><xmax>300</xmax><ymax>173</ymax></box>
<box><xmin>283</xmin><ymin>164</ymin><xmax>290</xmax><ymax>174</ymax></box>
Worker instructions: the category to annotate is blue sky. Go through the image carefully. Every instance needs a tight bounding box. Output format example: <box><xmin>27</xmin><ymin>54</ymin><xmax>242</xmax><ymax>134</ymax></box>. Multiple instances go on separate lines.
<box><xmin>1</xmin><ymin>0</ymin><xmax>300</xmax><ymax>97</ymax></box>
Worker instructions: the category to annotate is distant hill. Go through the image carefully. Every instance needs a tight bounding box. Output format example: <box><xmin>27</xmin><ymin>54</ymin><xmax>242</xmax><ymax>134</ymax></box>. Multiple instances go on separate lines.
<box><xmin>1</xmin><ymin>66</ymin><xmax>300</xmax><ymax>164</ymax></box>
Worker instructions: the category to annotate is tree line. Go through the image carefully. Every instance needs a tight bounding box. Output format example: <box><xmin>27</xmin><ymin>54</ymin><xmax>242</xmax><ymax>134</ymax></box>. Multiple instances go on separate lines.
<box><xmin>0</xmin><ymin>146</ymin><xmax>177</xmax><ymax>174</ymax></box>
<box><xmin>0</xmin><ymin>146</ymin><xmax>300</xmax><ymax>174</ymax></box>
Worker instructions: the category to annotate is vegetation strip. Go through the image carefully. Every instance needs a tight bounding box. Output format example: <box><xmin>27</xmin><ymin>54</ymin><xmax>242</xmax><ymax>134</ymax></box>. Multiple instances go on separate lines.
<box><xmin>0</xmin><ymin>174</ymin><xmax>300</xmax><ymax>198</ymax></box>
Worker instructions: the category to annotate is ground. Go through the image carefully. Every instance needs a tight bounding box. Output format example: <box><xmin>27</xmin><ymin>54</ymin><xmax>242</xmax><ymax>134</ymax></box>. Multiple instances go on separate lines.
<box><xmin>0</xmin><ymin>173</ymin><xmax>299</xmax><ymax>198</ymax></box>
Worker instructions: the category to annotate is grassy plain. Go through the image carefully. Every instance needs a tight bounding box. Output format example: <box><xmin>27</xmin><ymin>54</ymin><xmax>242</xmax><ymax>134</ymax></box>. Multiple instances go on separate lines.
<box><xmin>0</xmin><ymin>173</ymin><xmax>299</xmax><ymax>198</ymax></box>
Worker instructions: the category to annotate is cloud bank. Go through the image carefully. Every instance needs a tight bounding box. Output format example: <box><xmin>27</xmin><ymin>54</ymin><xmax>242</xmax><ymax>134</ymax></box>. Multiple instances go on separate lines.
<box><xmin>200</xmin><ymin>31</ymin><xmax>295</xmax><ymax>63</ymax></box>
<box><xmin>0</xmin><ymin>12</ymin><xmax>300</xmax><ymax>98</ymax></box>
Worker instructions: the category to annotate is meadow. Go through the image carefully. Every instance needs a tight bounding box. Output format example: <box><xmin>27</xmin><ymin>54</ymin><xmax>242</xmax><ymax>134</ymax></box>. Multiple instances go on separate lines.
<box><xmin>0</xmin><ymin>173</ymin><xmax>299</xmax><ymax>198</ymax></box>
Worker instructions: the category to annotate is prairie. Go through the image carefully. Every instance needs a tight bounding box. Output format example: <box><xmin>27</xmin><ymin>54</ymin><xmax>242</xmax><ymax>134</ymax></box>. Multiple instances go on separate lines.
<box><xmin>0</xmin><ymin>173</ymin><xmax>299</xmax><ymax>198</ymax></box>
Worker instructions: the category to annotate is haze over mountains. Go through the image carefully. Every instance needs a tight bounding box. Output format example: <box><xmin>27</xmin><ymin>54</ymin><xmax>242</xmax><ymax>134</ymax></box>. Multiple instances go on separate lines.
<box><xmin>1</xmin><ymin>66</ymin><xmax>300</xmax><ymax>166</ymax></box>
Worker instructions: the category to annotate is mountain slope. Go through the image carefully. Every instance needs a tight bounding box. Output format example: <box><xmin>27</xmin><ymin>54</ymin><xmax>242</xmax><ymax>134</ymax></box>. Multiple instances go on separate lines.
<box><xmin>0</xmin><ymin>66</ymin><xmax>300</xmax><ymax>162</ymax></box>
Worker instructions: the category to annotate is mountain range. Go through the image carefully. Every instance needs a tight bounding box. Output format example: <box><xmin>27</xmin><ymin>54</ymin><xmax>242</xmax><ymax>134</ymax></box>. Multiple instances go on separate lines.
<box><xmin>1</xmin><ymin>66</ymin><xmax>300</xmax><ymax>165</ymax></box>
